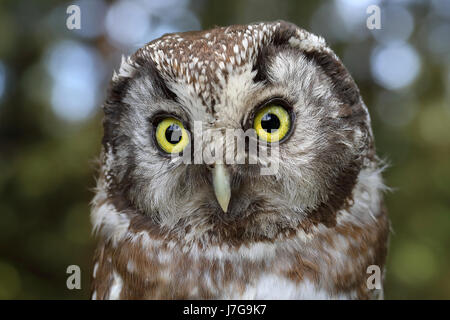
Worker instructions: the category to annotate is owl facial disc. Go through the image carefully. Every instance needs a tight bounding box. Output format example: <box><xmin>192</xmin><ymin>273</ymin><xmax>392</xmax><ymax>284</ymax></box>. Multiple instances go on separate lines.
<box><xmin>211</xmin><ymin>164</ymin><xmax>231</xmax><ymax>213</ymax></box>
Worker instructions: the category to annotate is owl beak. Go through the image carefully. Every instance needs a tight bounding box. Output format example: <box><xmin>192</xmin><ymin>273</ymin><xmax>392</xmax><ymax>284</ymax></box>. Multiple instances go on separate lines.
<box><xmin>211</xmin><ymin>163</ymin><xmax>231</xmax><ymax>213</ymax></box>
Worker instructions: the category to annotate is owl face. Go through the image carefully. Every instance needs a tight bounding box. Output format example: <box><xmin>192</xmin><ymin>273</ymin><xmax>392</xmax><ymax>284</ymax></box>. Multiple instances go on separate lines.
<box><xmin>101</xmin><ymin>21</ymin><xmax>373</xmax><ymax>243</ymax></box>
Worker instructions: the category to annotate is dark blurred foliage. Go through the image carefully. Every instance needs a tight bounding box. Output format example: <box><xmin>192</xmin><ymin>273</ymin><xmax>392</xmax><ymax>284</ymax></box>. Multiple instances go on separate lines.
<box><xmin>0</xmin><ymin>0</ymin><xmax>449</xmax><ymax>299</ymax></box>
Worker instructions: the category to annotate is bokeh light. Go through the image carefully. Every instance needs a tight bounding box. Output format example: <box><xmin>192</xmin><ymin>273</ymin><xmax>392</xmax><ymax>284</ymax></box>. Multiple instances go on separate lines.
<box><xmin>371</xmin><ymin>41</ymin><xmax>421</xmax><ymax>90</ymax></box>
<box><xmin>45</xmin><ymin>40</ymin><xmax>105</xmax><ymax>122</ymax></box>
<box><xmin>105</xmin><ymin>0</ymin><xmax>152</xmax><ymax>49</ymax></box>
<box><xmin>0</xmin><ymin>61</ymin><xmax>5</xmax><ymax>102</ymax></box>
<box><xmin>431</xmin><ymin>0</ymin><xmax>450</xmax><ymax>19</ymax></box>
<box><xmin>73</xmin><ymin>0</ymin><xmax>107</xmax><ymax>39</ymax></box>
<box><xmin>105</xmin><ymin>0</ymin><xmax>200</xmax><ymax>51</ymax></box>
<box><xmin>335</xmin><ymin>0</ymin><xmax>380</xmax><ymax>39</ymax></box>
<box><xmin>371</xmin><ymin>4</ymin><xmax>414</xmax><ymax>44</ymax></box>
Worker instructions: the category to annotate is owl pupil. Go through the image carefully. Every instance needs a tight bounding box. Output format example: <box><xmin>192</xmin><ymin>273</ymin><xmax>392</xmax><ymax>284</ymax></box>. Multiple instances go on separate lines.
<box><xmin>165</xmin><ymin>124</ymin><xmax>182</xmax><ymax>144</ymax></box>
<box><xmin>261</xmin><ymin>113</ymin><xmax>280</xmax><ymax>133</ymax></box>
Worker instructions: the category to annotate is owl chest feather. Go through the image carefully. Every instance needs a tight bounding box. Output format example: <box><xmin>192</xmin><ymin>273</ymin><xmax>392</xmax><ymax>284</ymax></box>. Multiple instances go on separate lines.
<box><xmin>91</xmin><ymin>211</ymin><xmax>388</xmax><ymax>300</ymax></box>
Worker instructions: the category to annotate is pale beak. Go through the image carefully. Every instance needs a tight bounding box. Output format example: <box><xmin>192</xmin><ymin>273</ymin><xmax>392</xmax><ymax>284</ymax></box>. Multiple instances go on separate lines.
<box><xmin>211</xmin><ymin>163</ymin><xmax>231</xmax><ymax>212</ymax></box>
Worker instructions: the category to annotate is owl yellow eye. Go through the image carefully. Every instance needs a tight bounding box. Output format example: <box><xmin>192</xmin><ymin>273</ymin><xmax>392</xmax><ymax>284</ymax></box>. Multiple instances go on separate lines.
<box><xmin>155</xmin><ymin>118</ymin><xmax>189</xmax><ymax>154</ymax></box>
<box><xmin>253</xmin><ymin>104</ymin><xmax>291</xmax><ymax>143</ymax></box>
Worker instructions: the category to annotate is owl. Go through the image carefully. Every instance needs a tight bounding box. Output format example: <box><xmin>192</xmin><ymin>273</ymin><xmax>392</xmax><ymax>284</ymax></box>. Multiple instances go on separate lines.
<box><xmin>90</xmin><ymin>21</ymin><xmax>389</xmax><ymax>300</ymax></box>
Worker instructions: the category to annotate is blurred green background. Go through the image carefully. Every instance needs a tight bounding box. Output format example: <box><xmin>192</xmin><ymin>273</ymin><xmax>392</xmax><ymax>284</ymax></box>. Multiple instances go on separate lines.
<box><xmin>0</xmin><ymin>0</ymin><xmax>449</xmax><ymax>299</ymax></box>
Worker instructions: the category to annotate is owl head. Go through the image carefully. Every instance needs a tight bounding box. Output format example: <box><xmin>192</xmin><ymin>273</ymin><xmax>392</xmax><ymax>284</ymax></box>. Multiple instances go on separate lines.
<box><xmin>97</xmin><ymin>21</ymin><xmax>375</xmax><ymax>244</ymax></box>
